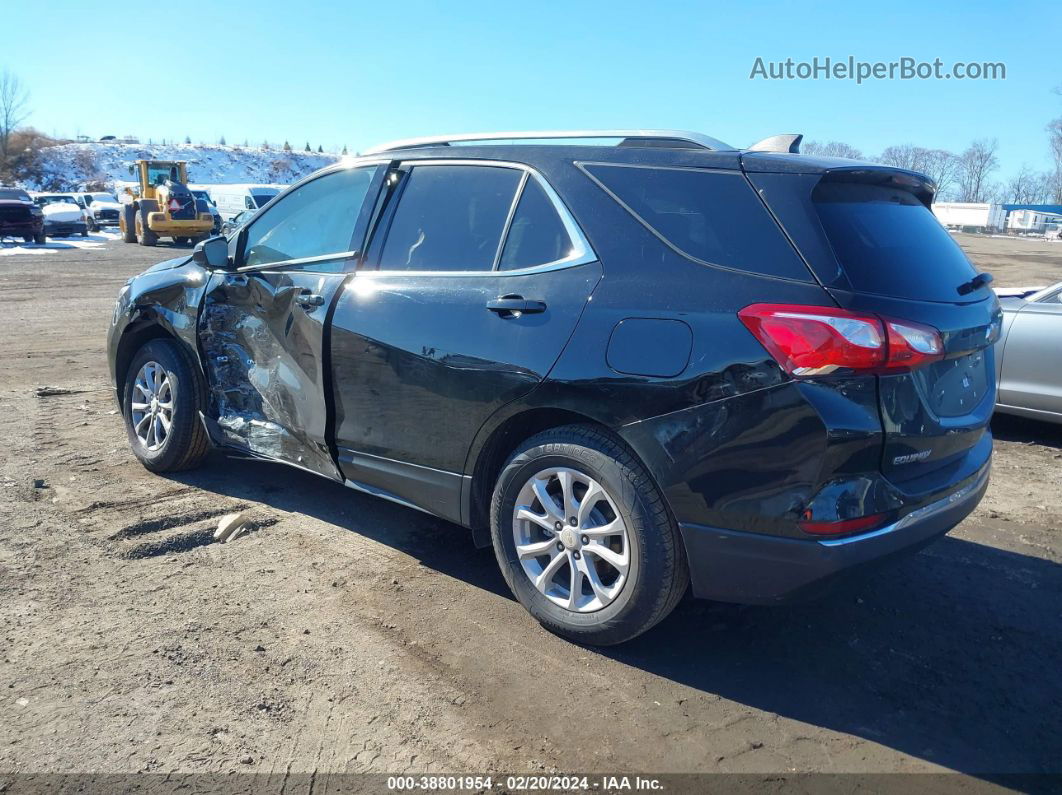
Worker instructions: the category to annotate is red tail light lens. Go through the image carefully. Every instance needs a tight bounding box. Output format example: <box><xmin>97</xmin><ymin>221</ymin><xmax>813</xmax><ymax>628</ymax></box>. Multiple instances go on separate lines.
<box><xmin>799</xmin><ymin>513</ymin><xmax>888</xmax><ymax>536</ymax></box>
<box><xmin>738</xmin><ymin>303</ymin><xmax>944</xmax><ymax>376</ymax></box>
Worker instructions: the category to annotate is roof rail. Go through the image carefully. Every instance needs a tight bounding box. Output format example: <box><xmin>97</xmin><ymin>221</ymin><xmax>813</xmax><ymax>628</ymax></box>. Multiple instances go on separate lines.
<box><xmin>363</xmin><ymin>129</ymin><xmax>734</xmax><ymax>155</ymax></box>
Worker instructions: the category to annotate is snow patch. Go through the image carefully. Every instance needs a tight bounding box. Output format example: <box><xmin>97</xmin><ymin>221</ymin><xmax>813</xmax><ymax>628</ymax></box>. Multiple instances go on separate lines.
<box><xmin>0</xmin><ymin>230</ymin><xmax>120</xmax><ymax>256</ymax></box>
<box><xmin>26</xmin><ymin>141</ymin><xmax>341</xmax><ymax>191</ymax></box>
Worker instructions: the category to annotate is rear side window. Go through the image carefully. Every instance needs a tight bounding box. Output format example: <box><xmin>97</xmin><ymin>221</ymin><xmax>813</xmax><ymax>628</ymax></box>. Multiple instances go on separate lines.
<box><xmin>813</xmin><ymin>182</ymin><xmax>979</xmax><ymax>302</ymax></box>
<box><xmin>581</xmin><ymin>163</ymin><xmax>811</xmax><ymax>281</ymax></box>
<box><xmin>499</xmin><ymin>178</ymin><xmax>573</xmax><ymax>269</ymax></box>
<box><xmin>379</xmin><ymin>165</ymin><xmax>522</xmax><ymax>271</ymax></box>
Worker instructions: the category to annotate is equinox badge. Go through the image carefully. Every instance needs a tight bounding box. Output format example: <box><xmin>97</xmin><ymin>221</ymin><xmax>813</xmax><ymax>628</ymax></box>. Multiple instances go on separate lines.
<box><xmin>894</xmin><ymin>450</ymin><xmax>933</xmax><ymax>465</ymax></box>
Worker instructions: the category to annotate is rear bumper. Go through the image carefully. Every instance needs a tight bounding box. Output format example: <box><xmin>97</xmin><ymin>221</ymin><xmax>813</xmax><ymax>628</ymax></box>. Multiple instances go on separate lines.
<box><xmin>679</xmin><ymin>462</ymin><xmax>990</xmax><ymax>604</ymax></box>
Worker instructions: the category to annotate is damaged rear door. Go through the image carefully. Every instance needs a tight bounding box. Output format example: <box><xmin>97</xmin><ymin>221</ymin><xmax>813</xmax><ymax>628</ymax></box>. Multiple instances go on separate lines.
<box><xmin>199</xmin><ymin>164</ymin><xmax>385</xmax><ymax>479</ymax></box>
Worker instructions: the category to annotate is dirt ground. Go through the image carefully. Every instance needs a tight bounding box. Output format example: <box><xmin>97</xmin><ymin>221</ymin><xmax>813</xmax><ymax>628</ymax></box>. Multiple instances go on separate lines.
<box><xmin>0</xmin><ymin>232</ymin><xmax>1060</xmax><ymax>784</ymax></box>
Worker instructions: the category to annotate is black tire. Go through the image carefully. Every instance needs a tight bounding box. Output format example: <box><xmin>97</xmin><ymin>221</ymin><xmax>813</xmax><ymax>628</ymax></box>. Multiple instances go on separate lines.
<box><xmin>136</xmin><ymin>212</ymin><xmax>157</xmax><ymax>247</ymax></box>
<box><xmin>174</xmin><ymin>236</ymin><xmax>189</xmax><ymax>246</ymax></box>
<box><xmin>87</xmin><ymin>218</ymin><xmax>98</xmax><ymax>232</ymax></box>
<box><xmin>121</xmin><ymin>205</ymin><xmax>137</xmax><ymax>243</ymax></box>
<box><xmin>22</xmin><ymin>235</ymin><xmax>32</xmax><ymax>243</ymax></box>
<box><xmin>34</xmin><ymin>232</ymin><xmax>45</xmax><ymax>244</ymax></box>
<box><xmin>122</xmin><ymin>338</ymin><xmax>210</xmax><ymax>472</ymax></box>
<box><xmin>80</xmin><ymin>228</ymin><xmax>88</xmax><ymax>237</ymax></box>
<box><xmin>490</xmin><ymin>424</ymin><xmax>689</xmax><ymax>646</ymax></box>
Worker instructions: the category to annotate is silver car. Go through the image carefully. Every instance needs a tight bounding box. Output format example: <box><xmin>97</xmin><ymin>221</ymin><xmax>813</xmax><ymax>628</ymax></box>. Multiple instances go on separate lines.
<box><xmin>995</xmin><ymin>282</ymin><xmax>1062</xmax><ymax>424</ymax></box>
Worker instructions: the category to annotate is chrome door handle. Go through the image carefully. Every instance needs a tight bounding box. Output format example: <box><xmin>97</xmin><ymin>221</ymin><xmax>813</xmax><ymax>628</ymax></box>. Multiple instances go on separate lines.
<box><xmin>294</xmin><ymin>292</ymin><xmax>325</xmax><ymax>307</ymax></box>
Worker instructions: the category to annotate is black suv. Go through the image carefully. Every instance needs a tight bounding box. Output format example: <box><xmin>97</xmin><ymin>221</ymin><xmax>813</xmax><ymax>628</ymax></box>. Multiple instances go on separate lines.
<box><xmin>107</xmin><ymin>130</ymin><xmax>999</xmax><ymax>645</ymax></box>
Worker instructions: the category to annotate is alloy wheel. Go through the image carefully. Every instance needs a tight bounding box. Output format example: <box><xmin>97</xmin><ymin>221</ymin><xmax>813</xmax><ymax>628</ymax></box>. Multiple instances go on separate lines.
<box><xmin>130</xmin><ymin>361</ymin><xmax>174</xmax><ymax>451</ymax></box>
<box><xmin>511</xmin><ymin>467</ymin><xmax>631</xmax><ymax>612</ymax></box>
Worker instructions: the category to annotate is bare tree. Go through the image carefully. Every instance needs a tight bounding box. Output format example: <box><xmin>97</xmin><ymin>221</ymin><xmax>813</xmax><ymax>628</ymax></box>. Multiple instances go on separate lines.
<box><xmin>956</xmin><ymin>139</ymin><xmax>999</xmax><ymax>202</ymax></box>
<box><xmin>0</xmin><ymin>69</ymin><xmax>30</xmax><ymax>167</ymax></box>
<box><xmin>1047</xmin><ymin>117</ymin><xmax>1062</xmax><ymax>204</ymax></box>
<box><xmin>1003</xmin><ymin>165</ymin><xmax>1051</xmax><ymax>204</ymax></box>
<box><xmin>802</xmin><ymin>140</ymin><xmax>863</xmax><ymax>159</ymax></box>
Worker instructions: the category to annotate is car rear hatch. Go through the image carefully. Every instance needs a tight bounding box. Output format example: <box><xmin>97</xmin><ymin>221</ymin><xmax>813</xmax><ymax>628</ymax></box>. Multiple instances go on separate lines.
<box><xmin>744</xmin><ymin>158</ymin><xmax>1001</xmax><ymax>489</ymax></box>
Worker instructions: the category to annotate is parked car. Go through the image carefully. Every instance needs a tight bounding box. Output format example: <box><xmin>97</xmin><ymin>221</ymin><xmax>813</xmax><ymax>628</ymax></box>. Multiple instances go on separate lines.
<box><xmin>33</xmin><ymin>194</ymin><xmax>88</xmax><ymax>238</ymax></box>
<box><xmin>107</xmin><ymin>130</ymin><xmax>1001</xmax><ymax>645</ymax></box>
<box><xmin>0</xmin><ymin>186</ymin><xmax>46</xmax><ymax>244</ymax></box>
<box><xmin>72</xmin><ymin>192</ymin><xmax>124</xmax><ymax>231</ymax></box>
<box><xmin>219</xmin><ymin>208</ymin><xmax>255</xmax><ymax>236</ymax></box>
<box><xmin>189</xmin><ymin>189</ymin><xmax>223</xmax><ymax>234</ymax></box>
<box><xmin>209</xmin><ymin>184</ymin><xmax>281</xmax><ymax>220</ymax></box>
<box><xmin>994</xmin><ymin>282</ymin><xmax>1062</xmax><ymax>424</ymax></box>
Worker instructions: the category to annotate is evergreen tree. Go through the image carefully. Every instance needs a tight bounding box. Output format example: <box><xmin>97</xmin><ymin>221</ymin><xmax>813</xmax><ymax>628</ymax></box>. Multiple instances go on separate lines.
<box><xmin>283</xmin><ymin>140</ymin><xmax>292</xmax><ymax>152</ymax></box>
<box><xmin>184</xmin><ymin>135</ymin><xmax>191</xmax><ymax>144</ymax></box>
<box><xmin>304</xmin><ymin>141</ymin><xmax>311</xmax><ymax>152</ymax></box>
<box><xmin>341</xmin><ymin>144</ymin><xmax>348</xmax><ymax>155</ymax></box>
<box><xmin>219</xmin><ymin>135</ymin><xmax>226</xmax><ymax>145</ymax></box>
<box><xmin>317</xmin><ymin>145</ymin><xmax>323</xmax><ymax>153</ymax></box>
<box><xmin>262</xmin><ymin>140</ymin><xmax>270</xmax><ymax>150</ymax></box>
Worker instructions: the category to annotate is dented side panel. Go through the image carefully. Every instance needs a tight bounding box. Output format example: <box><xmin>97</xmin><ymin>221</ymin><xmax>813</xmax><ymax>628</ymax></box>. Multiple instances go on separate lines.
<box><xmin>199</xmin><ymin>269</ymin><xmax>349</xmax><ymax>480</ymax></box>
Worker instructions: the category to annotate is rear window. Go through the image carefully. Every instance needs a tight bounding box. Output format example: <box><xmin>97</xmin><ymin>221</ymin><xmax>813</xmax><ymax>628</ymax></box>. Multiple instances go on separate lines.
<box><xmin>813</xmin><ymin>182</ymin><xmax>979</xmax><ymax>302</ymax></box>
<box><xmin>581</xmin><ymin>163</ymin><xmax>812</xmax><ymax>281</ymax></box>
<box><xmin>499</xmin><ymin>178</ymin><xmax>573</xmax><ymax>269</ymax></box>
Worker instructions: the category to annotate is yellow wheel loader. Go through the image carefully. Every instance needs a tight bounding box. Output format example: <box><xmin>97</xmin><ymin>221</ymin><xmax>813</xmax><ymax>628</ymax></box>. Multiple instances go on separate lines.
<box><xmin>118</xmin><ymin>160</ymin><xmax>215</xmax><ymax>247</ymax></box>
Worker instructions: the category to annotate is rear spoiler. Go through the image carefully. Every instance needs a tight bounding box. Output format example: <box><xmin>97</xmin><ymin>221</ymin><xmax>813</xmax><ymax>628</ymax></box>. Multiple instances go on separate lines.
<box><xmin>816</xmin><ymin>167</ymin><xmax>937</xmax><ymax>208</ymax></box>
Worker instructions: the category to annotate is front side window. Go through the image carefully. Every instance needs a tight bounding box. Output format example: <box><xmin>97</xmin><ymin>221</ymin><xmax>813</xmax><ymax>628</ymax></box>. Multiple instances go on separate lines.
<box><xmin>378</xmin><ymin>165</ymin><xmax>522</xmax><ymax>272</ymax></box>
<box><xmin>499</xmin><ymin>178</ymin><xmax>573</xmax><ymax>270</ymax></box>
<box><xmin>243</xmin><ymin>167</ymin><xmax>379</xmax><ymax>268</ymax></box>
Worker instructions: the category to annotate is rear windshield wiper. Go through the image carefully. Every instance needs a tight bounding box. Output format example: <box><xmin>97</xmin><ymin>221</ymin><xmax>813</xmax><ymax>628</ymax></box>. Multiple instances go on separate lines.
<box><xmin>957</xmin><ymin>272</ymin><xmax>993</xmax><ymax>296</ymax></box>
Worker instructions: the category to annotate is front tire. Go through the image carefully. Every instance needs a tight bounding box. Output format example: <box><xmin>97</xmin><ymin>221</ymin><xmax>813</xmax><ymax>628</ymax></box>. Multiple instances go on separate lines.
<box><xmin>135</xmin><ymin>213</ymin><xmax>157</xmax><ymax>247</ymax></box>
<box><xmin>122</xmin><ymin>338</ymin><xmax>210</xmax><ymax>472</ymax></box>
<box><xmin>490</xmin><ymin>425</ymin><xmax>688</xmax><ymax>646</ymax></box>
<box><xmin>120</xmin><ymin>205</ymin><xmax>137</xmax><ymax>243</ymax></box>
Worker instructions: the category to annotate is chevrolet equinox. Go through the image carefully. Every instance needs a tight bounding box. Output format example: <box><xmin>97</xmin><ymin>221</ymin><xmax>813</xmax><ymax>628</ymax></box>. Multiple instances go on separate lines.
<box><xmin>107</xmin><ymin>130</ymin><xmax>1000</xmax><ymax>645</ymax></box>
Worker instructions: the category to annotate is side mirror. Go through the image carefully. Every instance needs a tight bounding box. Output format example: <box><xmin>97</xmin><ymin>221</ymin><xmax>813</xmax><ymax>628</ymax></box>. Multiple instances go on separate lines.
<box><xmin>192</xmin><ymin>236</ymin><xmax>231</xmax><ymax>269</ymax></box>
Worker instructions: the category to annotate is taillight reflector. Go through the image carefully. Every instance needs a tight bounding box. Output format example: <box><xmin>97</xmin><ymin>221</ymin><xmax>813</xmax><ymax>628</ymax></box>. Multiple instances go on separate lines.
<box><xmin>738</xmin><ymin>303</ymin><xmax>943</xmax><ymax>376</ymax></box>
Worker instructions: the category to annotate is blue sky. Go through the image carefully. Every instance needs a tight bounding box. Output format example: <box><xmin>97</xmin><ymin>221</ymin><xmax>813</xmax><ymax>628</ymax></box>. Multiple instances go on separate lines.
<box><xmin>4</xmin><ymin>0</ymin><xmax>1059</xmax><ymax>180</ymax></box>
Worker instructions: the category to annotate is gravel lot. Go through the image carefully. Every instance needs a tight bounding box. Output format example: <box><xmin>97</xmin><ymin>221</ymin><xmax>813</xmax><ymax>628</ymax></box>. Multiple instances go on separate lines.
<box><xmin>0</xmin><ymin>232</ymin><xmax>1059</xmax><ymax>782</ymax></box>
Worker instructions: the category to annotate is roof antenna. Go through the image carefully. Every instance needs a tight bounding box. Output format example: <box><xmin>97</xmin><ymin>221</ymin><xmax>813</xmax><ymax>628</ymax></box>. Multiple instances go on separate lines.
<box><xmin>748</xmin><ymin>134</ymin><xmax>803</xmax><ymax>154</ymax></box>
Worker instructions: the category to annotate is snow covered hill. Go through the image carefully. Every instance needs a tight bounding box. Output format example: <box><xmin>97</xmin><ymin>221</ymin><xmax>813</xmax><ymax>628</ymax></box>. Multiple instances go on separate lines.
<box><xmin>28</xmin><ymin>142</ymin><xmax>342</xmax><ymax>190</ymax></box>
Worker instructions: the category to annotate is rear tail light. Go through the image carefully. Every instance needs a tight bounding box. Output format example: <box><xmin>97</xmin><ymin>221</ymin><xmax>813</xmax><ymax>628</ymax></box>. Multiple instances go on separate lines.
<box><xmin>738</xmin><ymin>303</ymin><xmax>943</xmax><ymax>376</ymax></box>
<box><xmin>799</xmin><ymin>512</ymin><xmax>888</xmax><ymax>537</ymax></box>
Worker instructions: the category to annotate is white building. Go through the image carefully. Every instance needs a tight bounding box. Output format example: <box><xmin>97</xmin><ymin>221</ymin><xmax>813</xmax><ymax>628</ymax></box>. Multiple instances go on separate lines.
<box><xmin>1006</xmin><ymin>208</ymin><xmax>1062</xmax><ymax>234</ymax></box>
<box><xmin>932</xmin><ymin>202</ymin><xmax>1006</xmax><ymax>232</ymax></box>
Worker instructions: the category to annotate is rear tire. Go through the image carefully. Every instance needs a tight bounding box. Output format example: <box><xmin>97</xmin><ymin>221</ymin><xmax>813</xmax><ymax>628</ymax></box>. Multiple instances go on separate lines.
<box><xmin>34</xmin><ymin>232</ymin><xmax>45</xmax><ymax>244</ymax></box>
<box><xmin>22</xmin><ymin>235</ymin><xmax>32</xmax><ymax>243</ymax></box>
<box><xmin>174</xmin><ymin>236</ymin><xmax>189</xmax><ymax>246</ymax></box>
<box><xmin>80</xmin><ymin>228</ymin><xmax>88</xmax><ymax>237</ymax></box>
<box><xmin>120</xmin><ymin>205</ymin><xmax>137</xmax><ymax>243</ymax></box>
<box><xmin>490</xmin><ymin>424</ymin><xmax>689</xmax><ymax>646</ymax></box>
<box><xmin>122</xmin><ymin>338</ymin><xmax>210</xmax><ymax>472</ymax></box>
